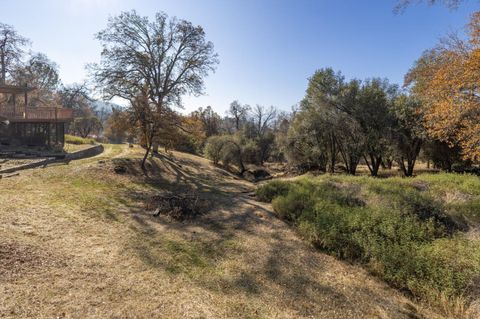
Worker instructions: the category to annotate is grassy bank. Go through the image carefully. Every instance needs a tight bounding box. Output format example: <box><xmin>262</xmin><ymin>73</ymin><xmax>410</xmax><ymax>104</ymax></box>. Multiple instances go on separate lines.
<box><xmin>256</xmin><ymin>173</ymin><xmax>480</xmax><ymax>317</ymax></box>
<box><xmin>1</xmin><ymin>145</ymin><xmax>448</xmax><ymax>318</ymax></box>
<box><xmin>64</xmin><ymin>134</ymin><xmax>96</xmax><ymax>145</ymax></box>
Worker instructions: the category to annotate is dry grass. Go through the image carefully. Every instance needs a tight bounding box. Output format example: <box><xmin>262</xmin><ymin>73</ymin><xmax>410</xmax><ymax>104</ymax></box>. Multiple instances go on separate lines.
<box><xmin>0</xmin><ymin>144</ymin><xmax>445</xmax><ymax>318</ymax></box>
<box><xmin>63</xmin><ymin>142</ymin><xmax>97</xmax><ymax>153</ymax></box>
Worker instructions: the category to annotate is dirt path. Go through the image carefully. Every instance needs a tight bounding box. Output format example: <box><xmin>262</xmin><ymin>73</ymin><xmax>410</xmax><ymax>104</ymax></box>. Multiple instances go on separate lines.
<box><xmin>0</xmin><ymin>145</ymin><xmax>442</xmax><ymax>319</ymax></box>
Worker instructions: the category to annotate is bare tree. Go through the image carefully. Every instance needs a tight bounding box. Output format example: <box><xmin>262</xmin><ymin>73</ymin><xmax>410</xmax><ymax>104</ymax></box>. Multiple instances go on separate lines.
<box><xmin>395</xmin><ymin>0</ymin><xmax>467</xmax><ymax>12</ymax></box>
<box><xmin>227</xmin><ymin>100</ymin><xmax>250</xmax><ymax>131</ymax></box>
<box><xmin>0</xmin><ymin>23</ymin><xmax>30</xmax><ymax>84</ymax></box>
<box><xmin>73</xmin><ymin>116</ymin><xmax>103</xmax><ymax>138</ymax></box>
<box><xmin>251</xmin><ymin>105</ymin><xmax>277</xmax><ymax>138</ymax></box>
<box><xmin>57</xmin><ymin>83</ymin><xmax>96</xmax><ymax>121</ymax></box>
<box><xmin>13</xmin><ymin>53</ymin><xmax>60</xmax><ymax>106</ymax></box>
<box><xmin>89</xmin><ymin>10</ymin><xmax>218</xmax><ymax>168</ymax></box>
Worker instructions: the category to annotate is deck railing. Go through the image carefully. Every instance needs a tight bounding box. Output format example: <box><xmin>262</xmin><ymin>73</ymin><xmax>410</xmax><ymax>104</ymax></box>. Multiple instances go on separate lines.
<box><xmin>0</xmin><ymin>105</ymin><xmax>74</xmax><ymax>121</ymax></box>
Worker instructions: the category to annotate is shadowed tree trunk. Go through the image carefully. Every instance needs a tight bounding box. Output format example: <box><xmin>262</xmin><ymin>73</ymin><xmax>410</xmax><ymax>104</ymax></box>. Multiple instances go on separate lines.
<box><xmin>141</xmin><ymin>128</ymin><xmax>155</xmax><ymax>170</ymax></box>
<box><xmin>328</xmin><ymin>132</ymin><xmax>337</xmax><ymax>173</ymax></box>
<box><xmin>364</xmin><ymin>153</ymin><xmax>382</xmax><ymax>177</ymax></box>
<box><xmin>397</xmin><ymin>139</ymin><xmax>422</xmax><ymax>177</ymax></box>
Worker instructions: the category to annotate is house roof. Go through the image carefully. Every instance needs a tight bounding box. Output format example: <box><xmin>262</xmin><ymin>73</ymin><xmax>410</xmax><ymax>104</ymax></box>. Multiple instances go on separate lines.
<box><xmin>0</xmin><ymin>84</ymin><xmax>36</xmax><ymax>94</ymax></box>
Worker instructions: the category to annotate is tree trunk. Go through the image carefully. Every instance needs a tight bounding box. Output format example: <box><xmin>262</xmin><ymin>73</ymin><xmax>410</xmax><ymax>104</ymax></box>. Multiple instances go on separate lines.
<box><xmin>141</xmin><ymin>143</ymin><xmax>152</xmax><ymax>170</ymax></box>
<box><xmin>337</xmin><ymin>145</ymin><xmax>349</xmax><ymax>173</ymax></box>
<box><xmin>348</xmin><ymin>163</ymin><xmax>357</xmax><ymax>175</ymax></box>
<box><xmin>1</xmin><ymin>53</ymin><xmax>5</xmax><ymax>84</ymax></box>
<box><xmin>238</xmin><ymin>160</ymin><xmax>246</xmax><ymax>175</ymax></box>
<box><xmin>152</xmin><ymin>140</ymin><xmax>159</xmax><ymax>154</ymax></box>
<box><xmin>398</xmin><ymin>157</ymin><xmax>415</xmax><ymax>177</ymax></box>
<box><xmin>407</xmin><ymin>161</ymin><xmax>415</xmax><ymax>176</ymax></box>
<box><xmin>348</xmin><ymin>156</ymin><xmax>359</xmax><ymax>175</ymax></box>
<box><xmin>141</xmin><ymin>129</ymin><xmax>155</xmax><ymax>170</ymax></box>
<box><xmin>364</xmin><ymin>151</ymin><xmax>382</xmax><ymax>177</ymax></box>
<box><xmin>370</xmin><ymin>154</ymin><xmax>382</xmax><ymax>177</ymax></box>
<box><xmin>398</xmin><ymin>158</ymin><xmax>408</xmax><ymax>176</ymax></box>
<box><xmin>329</xmin><ymin>133</ymin><xmax>336</xmax><ymax>173</ymax></box>
<box><xmin>329</xmin><ymin>157</ymin><xmax>335</xmax><ymax>173</ymax></box>
<box><xmin>237</xmin><ymin>151</ymin><xmax>246</xmax><ymax>175</ymax></box>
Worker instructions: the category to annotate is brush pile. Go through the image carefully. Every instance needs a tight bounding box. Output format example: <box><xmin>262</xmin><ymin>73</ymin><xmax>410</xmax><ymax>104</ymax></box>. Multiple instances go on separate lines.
<box><xmin>146</xmin><ymin>193</ymin><xmax>210</xmax><ymax>221</ymax></box>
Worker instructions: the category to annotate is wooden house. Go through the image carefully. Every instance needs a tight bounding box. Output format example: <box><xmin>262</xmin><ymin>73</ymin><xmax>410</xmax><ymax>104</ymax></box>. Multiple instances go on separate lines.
<box><xmin>0</xmin><ymin>84</ymin><xmax>73</xmax><ymax>148</ymax></box>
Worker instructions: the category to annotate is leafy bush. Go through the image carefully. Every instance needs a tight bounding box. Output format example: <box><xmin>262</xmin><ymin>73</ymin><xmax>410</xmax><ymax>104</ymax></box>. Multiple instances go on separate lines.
<box><xmin>205</xmin><ymin>135</ymin><xmax>229</xmax><ymax>165</ymax></box>
<box><xmin>204</xmin><ymin>135</ymin><xmax>246</xmax><ymax>173</ymax></box>
<box><xmin>65</xmin><ymin>134</ymin><xmax>96</xmax><ymax>145</ymax></box>
<box><xmin>255</xmin><ymin>180</ymin><xmax>292</xmax><ymax>202</ymax></box>
<box><xmin>241</xmin><ymin>139</ymin><xmax>261</xmax><ymax>165</ymax></box>
<box><xmin>257</xmin><ymin>174</ymin><xmax>480</xmax><ymax>315</ymax></box>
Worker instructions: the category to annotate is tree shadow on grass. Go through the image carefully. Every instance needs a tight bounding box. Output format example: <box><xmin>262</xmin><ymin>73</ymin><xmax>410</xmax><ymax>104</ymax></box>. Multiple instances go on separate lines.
<box><xmin>111</xmin><ymin>153</ymin><xmax>420</xmax><ymax>318</ymax></box>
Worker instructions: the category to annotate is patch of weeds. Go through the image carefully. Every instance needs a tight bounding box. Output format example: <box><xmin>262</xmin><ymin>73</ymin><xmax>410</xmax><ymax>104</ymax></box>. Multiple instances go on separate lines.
<box><xmin>257</xmin><ymin>173</ymin><xmax>480</xmax><ymax>316</ymax></box>
<box><xmin>255</xmin><ymin>180</ymin><xmax>293</xmax><ymax>202</ymax></box>
<box><xmin>130</xmin><ymin>232</ymin><xmax>243</xmax><ymax>281</ymax></box>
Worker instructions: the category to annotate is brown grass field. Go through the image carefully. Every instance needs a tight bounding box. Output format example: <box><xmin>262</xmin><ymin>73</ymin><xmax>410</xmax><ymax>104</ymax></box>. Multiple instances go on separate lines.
<box><xmin>0</xmin><ymin>144</ymin><xmax>446</xmax><ymax>318</ymax></box>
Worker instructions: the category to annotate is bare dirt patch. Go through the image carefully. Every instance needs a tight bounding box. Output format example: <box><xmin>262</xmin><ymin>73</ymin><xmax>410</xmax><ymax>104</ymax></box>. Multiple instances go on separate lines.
<box><xmin>0</xmin><ymin>241</ymin><xmax>61</xmax><ymax>280</ymax></box>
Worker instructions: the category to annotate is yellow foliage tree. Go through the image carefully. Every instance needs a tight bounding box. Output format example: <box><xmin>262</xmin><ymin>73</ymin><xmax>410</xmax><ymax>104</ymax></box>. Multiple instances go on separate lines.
<box><xmin>406</xmin><ymin>11</ymin><xmax>480</xmax><ymax>161</ymax></box>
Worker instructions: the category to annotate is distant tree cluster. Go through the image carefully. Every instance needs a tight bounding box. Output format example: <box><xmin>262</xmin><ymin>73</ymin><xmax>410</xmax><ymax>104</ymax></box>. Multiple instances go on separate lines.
<box><xmin>202</xmin><ymin>102</ymin><xmax>279</xmax><ymax>173</ymax></box>
<box><xmin>280</xmin><ymin>69</ymin><xmax>424</xmax><ymax>176</ymax></box>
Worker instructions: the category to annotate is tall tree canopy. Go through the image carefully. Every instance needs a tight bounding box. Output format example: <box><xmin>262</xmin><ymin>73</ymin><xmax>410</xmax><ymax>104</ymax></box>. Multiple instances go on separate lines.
<box><xmin>227</xmin><ymin>100</ymin><xmax>250</xmax><ymax>131</ymax></box>
<box><xmin>13</xmin><ymin>53</ymin><xmax>60</xmax><ymax>90</ymax></box>
<box><xmin>13</xmin><ymin>53</ymin><xmax>60</xmax><ymax>106</ymax></box>
<box><xmin>89</xmin><ymin>10</ymin><xmax>219</xmax><ymax>167</ymax></box>
<box><xmin>406</xmin><ymin>11</ymin><xmax>480</xmax><ymax>161</ymax></box>
<box><xmin>0</xmin><ymin>23</ymin><xmax>30</xmax><ymax>84</ymax></box>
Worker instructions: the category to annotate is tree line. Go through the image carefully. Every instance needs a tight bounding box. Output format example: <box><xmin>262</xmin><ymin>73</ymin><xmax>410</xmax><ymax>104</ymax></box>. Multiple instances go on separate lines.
<box><xmin>1</xmin><ymin>8</ymin><xmax>478</xmax><ymax>175</ymax></box>
<box><xmin>200</xmin><ymin>12</ymin><xmax>479</xmax><ymax>177</ymax></box>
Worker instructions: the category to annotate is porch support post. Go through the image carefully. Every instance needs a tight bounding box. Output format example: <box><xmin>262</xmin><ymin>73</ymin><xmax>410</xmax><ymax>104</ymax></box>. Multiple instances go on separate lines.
<box><xmin>12</xmin><ymin>94</ymin><xmax>16</xmax><ymax>117</ymax></box>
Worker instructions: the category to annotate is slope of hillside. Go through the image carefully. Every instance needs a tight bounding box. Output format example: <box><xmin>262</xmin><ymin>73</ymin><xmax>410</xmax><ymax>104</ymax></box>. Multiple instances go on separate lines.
<box><xmin>0</xmin><ymin>144</ymin><xmax>443</xmax><ymax>319</ymax></box>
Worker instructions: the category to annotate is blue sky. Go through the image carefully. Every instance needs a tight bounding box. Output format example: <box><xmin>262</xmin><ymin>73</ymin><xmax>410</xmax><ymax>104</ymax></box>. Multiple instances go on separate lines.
<box><xmin>0</xmin><ymin>0</ymin><xmax>478</xmax><ymax>114</ymax></box>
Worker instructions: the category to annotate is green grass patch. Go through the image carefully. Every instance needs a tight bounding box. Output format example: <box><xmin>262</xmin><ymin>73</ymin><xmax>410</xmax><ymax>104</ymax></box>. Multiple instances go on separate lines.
<box><xmin>130</xmin><ymin>232</ymin><xmax>242</xmax><ymax>279</ymax></box>
<box><xmin>65</xmin><ymin>134</ymin><xmax>96</xmax><ymax>145</ymax></box>
<box><xmin>257</xmin><ymin>173</ymin><xmax>480</xmax><ymax>315</ymax></box>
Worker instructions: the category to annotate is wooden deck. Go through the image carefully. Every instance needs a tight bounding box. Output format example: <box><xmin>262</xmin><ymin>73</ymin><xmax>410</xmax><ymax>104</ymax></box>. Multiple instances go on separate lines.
<box><xmin>0</xmin><ymin>106</ymin><xmax>73</xmax><ymax>122</ymax></box>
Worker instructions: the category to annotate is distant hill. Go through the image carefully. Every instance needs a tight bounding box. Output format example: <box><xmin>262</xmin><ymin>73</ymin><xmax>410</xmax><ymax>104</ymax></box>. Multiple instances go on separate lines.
<box><xmin>91</xmin><ymin>100</ymin><xmax>124</xmax><ymax>121</ymax></box>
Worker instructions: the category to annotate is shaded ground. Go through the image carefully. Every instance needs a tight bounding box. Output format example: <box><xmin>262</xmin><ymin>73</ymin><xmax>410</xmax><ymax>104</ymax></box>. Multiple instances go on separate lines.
<box><xmin>0</xmin><ymin>144</ymin><xmax>443</xmax><ymax>318</ymax></box>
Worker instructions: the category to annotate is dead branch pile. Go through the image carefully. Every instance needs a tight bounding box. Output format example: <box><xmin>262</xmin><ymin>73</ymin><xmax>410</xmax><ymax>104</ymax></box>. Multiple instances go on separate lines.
<box><xmin>146</xmin><ymin>193</ymin><xmax>210</xmax><ymax>221</ymax></box>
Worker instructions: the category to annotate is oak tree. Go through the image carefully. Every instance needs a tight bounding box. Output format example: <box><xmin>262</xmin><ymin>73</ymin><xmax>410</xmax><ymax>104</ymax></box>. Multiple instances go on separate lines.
<box><xmin>90</xmin><ymin>10</ymin><xmax>218</xmax><ymax>168</ymax></box>
<box><xmin>406</xmin><ymin>12</ymin><xmax>480</xmax><ymax>161</ymax></box>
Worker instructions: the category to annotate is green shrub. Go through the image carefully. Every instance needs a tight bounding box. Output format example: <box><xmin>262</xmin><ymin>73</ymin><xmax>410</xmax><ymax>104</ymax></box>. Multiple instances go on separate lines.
<box><xmin>257</xmin><ymin>174</ymin><xmax>480</xmax><ymax>314</ymax></box>
<box><xmin>255</xmin><ymin>180</ymin><xmax>292</xmax><ymax>202</ymax></box>
<box><xmin>65</xmin><ymin>134</ymin><xmax>96</xmax><ymax>145</ymax></box>
<box><xmin>241</xmin><ymin>139</ymin><xmax>261</xmax><ymax>164</ymax></box>
<box><xmin>272</xmin><ymin>186</ymin><xmax>313</xmax><ymax>222</ymax></box>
